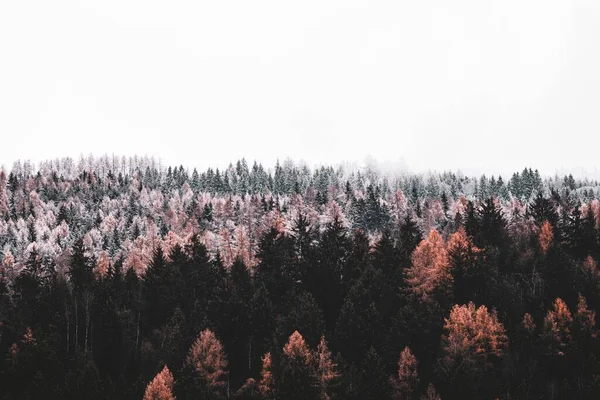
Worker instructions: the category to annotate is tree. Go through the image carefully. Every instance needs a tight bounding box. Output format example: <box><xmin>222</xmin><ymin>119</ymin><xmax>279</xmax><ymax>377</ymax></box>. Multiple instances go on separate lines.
<box><xmin>478</xmin><ymin>197</ymin><xmax>506</xmax><ymax>248</ymax></box>
<box><xmin>420</xmin><ymin>384</ymin><xmax>440</xmax><ymax>400</ymax></box>
<box><xmin>143</xmin><ymin>366</ymin><xmax>176</xmax><ymax>400</ymax></box>
<box><xmin>313</xmin><ymin>215</ymin><xmax>351</xmax><ymax>332</ymax></box>
<box><xmin>228</xmin><ymin>257</ymin><xmax>253</xmax><ymax>384</ymax></box>
<box><xmin>542</xmin><ymin>298</ymin><xmax>573</xmax><ymax>356</ymax></box>
<box><xmin>279</xmin><ymin>331</ymin><xmax>318</xmax><ymax>400</ymax></box>
<box><xmin>391</xmin><ymin>346</ymin><xmax>419</xmax><ymax>400</ymax></box>
<box><xmin>279</xmin><ymin>291</ymin><xmax>324</xmax><ymax>349</ymax></box>
<box><xmin>447</xmin><ymin>226</ymin><xmax>482</xmax><ymax>304</ymax></box>
<box><xmin>250</xmin><ymin>284</ymin><xmax>275</xmax><ymax>373</ymax></box>
<box><xmin>68</xmin><ymin>237</ymin><xmax>95</xmax><ymax>355</ymax></box>
<box><xmin>398</xmin><ymin>214</ymin><xmax>423</xmax><ymax>267</ymax></box>
<box><xmin>258</xmin><ymin>352</ymin><xmax>275</xmax><ymax>399</ymax></box>
<box><xmin>69</xmin><ymin>237</ymin><xmax>94</xmax><ymax>293</ymax></box>
<box><xmin>233</xmin><ymin>378</ymin><xmax>261</xmax><ymax>400</ymax></box>
<box><xmin>442</xmin><ymin>302</ymin><xmax>508</xmax><ymax>367</ymax></box>
<box><xmin>184</xmin><ymin>329</ymin><xmax>229</xmax><ymax>399</ymax></box>
<box><xmin>571</xmin><ymin>294</ymin><xmax>598</xmax><ymax>382</ymax></box>
<box><xmin>0</xmin><ymin>169</ymin><xmax>8</xmax><ymax>219</ymax></box>
<box><xmin>254</xmin><ymin>227</ymin><xmax>295</xmax><ymax>312</ymax></box>
<box><xmin>315</xmin><ymin>335</ymin><xmax>339</xmax><ymax>400</ymax></box>
<box><xmin>405</xmin><ymin>230</ymin><xmax>452</xmax><ymax>304</ymax></box>
<box><xmin>357</xmin><ymin>347</ymin><xmax>390</xmax><ymax>400</ymax></box>
<box><xmin>143</xmin><ymin>245</ymin><xmax>179</xmax><ymax>332</ymax></box>
<box><xmin>441</xmin><ymin>302</ymin><xmax>508</xmax><ymax>397</ymax></box>
<box><xmin>334</xmin><ymin>268</ymin><xmax>382</xmax><ymax>365</ymax></box>
<box><xmin>529</xmin><ymin>193</ymin><xmax>558</xmax><ymax>228</ymax></box>
<box><xmin>573</xmin><ymin>293</ymin><xmax>596</xmax><ymax>342</ymax></box>
<box><xmin>539</xmin><ymin>220</ymin><xmax>553</xmax><ymax>254</ymax></box>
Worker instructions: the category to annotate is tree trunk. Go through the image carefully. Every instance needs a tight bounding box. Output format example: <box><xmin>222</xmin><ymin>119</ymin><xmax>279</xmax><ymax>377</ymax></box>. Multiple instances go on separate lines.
<box><xmin>74</xmin><ymin>298</ymin><xmax>78</xmax><ymax>352</ymax></box>
<box><xmin>248</xmin><ymin>336</ymin><xmax>252</xmax><ymax>372</ymax></box>
<box><xmin>66</xmin><ymin>302</ymin><xmax>70</xmax><ymax>355</ymax></box>
<box><xmin>84</xmin><ymin>292</ymin><xmax>92</xmax><ymax>354</ymax></box>
<box><xmin>136</xmin><ymin>310</ymin><xmax>140</xmax><ymax>349</ymax></box>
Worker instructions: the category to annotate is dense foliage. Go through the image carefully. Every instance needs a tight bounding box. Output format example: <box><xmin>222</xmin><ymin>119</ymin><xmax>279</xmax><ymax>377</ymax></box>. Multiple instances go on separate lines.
<box><xmin>1</xmin><ymin>155</ymin><xmax>600</xmax><ymax>399</ymax></box>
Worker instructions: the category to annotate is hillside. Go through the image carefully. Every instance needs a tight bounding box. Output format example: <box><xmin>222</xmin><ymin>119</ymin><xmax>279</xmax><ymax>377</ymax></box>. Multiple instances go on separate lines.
<box><xmin>1</xmin><ymin>156</ymin><xmax>600</xmax><ymax>399</ymax></box>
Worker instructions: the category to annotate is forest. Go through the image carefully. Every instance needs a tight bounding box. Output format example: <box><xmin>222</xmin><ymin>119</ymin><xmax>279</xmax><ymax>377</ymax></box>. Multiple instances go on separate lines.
<box><xmin>1</xmin><ymin>155</ymin><xmax>600</xmax><ymax>399</ymax></box>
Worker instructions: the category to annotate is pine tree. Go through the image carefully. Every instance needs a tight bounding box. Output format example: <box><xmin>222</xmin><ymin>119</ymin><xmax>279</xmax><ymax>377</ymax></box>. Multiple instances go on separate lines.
<box><xmin>143</xmin><ymin>245</ymin><xmax>179</xmax><ymax>331</ymax></box>
<box><xmin>357</xmin><ymin>347</ymin><xmax>390</xmax><ymax>400</ymax></box>
<box><xmin>529</xmin><ymin>193</ymin><xmax>558</xmax><ymax>228</ymax></box>
<box><xmin>447</xmin><ymin>227</ymin><xmax>482</xmax><ymax>305</ymax></box>
<box><xmin>398</xmin><ymin>214</ymin><xmax>423</xmax><ymax>267</ymax></box>
<box><xmin>478</xmin><ymin>197</ymin><xmax>506</xmax><ymax>248</ymax></box>
<box><xmin>279</xmin><ymin>331</ymin><xmax>319</xmax><ymax>400</ymax></box>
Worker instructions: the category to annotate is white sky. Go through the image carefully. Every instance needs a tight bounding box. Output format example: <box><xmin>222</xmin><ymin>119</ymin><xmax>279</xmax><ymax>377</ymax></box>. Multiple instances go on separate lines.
<box><xmin>1</xmin><ymin>0</ymin><xmax>599</xmax><ymax>178</ymax></box>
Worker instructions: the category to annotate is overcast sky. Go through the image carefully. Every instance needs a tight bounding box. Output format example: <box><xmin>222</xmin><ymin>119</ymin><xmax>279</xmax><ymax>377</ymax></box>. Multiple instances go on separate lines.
<box><xmin>1</xmin><ymin>0</ymin><xmax>599</xmax><ymax>178</ymax></box>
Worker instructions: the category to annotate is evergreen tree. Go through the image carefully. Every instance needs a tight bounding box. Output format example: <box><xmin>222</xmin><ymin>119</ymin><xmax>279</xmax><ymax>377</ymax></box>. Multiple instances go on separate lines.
<box><xmin>278</xmin><ymin>331</ymin><xmax>319</xmax><ymax>400</ymax></box>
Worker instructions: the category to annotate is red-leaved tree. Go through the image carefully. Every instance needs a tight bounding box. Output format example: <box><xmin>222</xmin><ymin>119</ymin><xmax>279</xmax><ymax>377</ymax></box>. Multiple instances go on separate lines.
<box><xmin>391</xmin><ymin>346</ymin><xmax>419</xmax><ymax>400</ymax></box>
<box><xmin>143</xmin><ymin>366</ymin><xmax>175</xmax><ymax>400</ymax></box>
<box><xmin>441</xmin><ymin>302</ymin><xmax>508</xmax><ymax>375</ymax></box>
<box><xmin>405</xmin><ymin>230</ymin><xmax>452</xmax><ymax>303</ymax></box>
<box><xmin>185</xmin><ymin>329</ymin><xmax>228</xmax><ymax>397</ymax></box>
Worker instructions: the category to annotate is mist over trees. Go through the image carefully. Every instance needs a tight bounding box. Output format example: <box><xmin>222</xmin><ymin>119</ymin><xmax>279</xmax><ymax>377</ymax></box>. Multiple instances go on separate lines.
<box><xmin>1</xmin><ymin>155</ymin><xmax>600</xmax><ymax>399</ymax></box>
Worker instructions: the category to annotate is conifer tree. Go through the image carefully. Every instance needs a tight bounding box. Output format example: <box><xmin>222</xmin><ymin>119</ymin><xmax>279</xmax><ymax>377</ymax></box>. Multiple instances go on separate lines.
<box><xmin>184</xmin><ymin>329</ymin><xmax>229</xmax><ymax>399</ymax></box>
<box><xmin>542</xmin><ymin>298</ymin><xmax>573</xmax><ymax>356</ymax></box>
<box><xmin>405</xmin><ymin>230</ymin><xmax>452</xmax><ymax>304</ymax></box>
<box><xmin>391</xmin><ymin>346</ymin><xmax>419</xmax><ymax>400</ymax></box>
<box><xmin>143</xmin><ymin>366</ymin><xmax>176</xmax><ymax>400</ymax></box>
<box><xmin>315</xmin><ymin>335</ymin><xmax>339</xmax><ymax>400</ymax></box>
<box><xmin>258</xmin><ymin>352</ymin><xmax>275</xmax><ymax>399</ymax></box>
<box><xmin>279</xmin><ymin>331</ymin><xmax>319</xmax><ymax>400</ymax></box>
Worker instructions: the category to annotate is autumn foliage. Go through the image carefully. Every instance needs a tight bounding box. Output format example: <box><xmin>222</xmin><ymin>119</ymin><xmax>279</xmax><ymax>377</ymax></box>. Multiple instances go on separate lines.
<box><xmin>574</xmin><ymin>293</ymin><xmax>597</xmax><ymax>339</ymax></box>
<box><xmin>143</xmin><ymin>366</ymin><xmax>175</xmax><ymax>400</ymax></box>
<box><xmin>542</xmin><ymin>298</ymin><xmax>573</xmax><ymax>356</ymax></box>
<box><xmin>442</xmin><ymin>302</ymin><xmax>508</xmax><ymax>371</ymax></box>
<box><xmin>185</xmin><ymin>329</ymin><xmax>228</xmax><ymax>391</ymax></box>
<box><xmin>316</xmin><ymin>335</ymin><xmax>339</xmax><ymax>400</ymax></box>
<box><xmin>539</xmin><ymin>220</ymin><xmax>553</xmax><ymax>254</ymax></box>
<box><xmin>446</xmin><ymin>226</ymin><xmax>480</xmax><ymax>262</ymax></box>
<box><xmin>421</xmin><ymin>384</ymin><xmax>441</xmax><ymax>400</ymax></box>
<box><xmin>279</xmin><ymin>331</ymin><xmax>319</xmax><ymax>400</ymax></box>
<box><xmin>2</xmin><ymin>157</ymin><xmax>600</xmax><ymax>399</ymax></box>
<box><xmin>258</xmin><ymin>352</ymin><xmax>275</xmax><ymax>398</ymax></box>
<box><xmin>405</xmin><ymin>230</ymin><xmax>452</xmax><ymax>302</ymax></box>
<box><xmin>391</xmin><ymin>346</ymin><xmax>419</xmax><ymax>400</ymax></box>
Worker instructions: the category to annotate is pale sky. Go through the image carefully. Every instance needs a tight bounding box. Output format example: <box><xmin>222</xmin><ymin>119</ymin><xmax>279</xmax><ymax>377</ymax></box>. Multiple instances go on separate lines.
<box><xmin>1</xmin><ymin>0</ymin><xmax>599</xmax><ymax>178</ymax></box>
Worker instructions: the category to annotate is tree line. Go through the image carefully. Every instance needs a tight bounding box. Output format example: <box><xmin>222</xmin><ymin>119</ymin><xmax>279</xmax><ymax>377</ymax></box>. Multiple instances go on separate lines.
<box><xmin>1</xmin><ymin>158</ymin><xmax>600</xmax><ymax>398</ymax></box>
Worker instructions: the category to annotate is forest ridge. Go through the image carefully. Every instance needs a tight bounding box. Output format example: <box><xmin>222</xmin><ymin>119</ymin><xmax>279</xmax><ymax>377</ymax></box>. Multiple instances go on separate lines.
<box><xmin>1</xmin><ymin>155</ymin><xmax>600</xmax><ymax>399</ymax></box>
